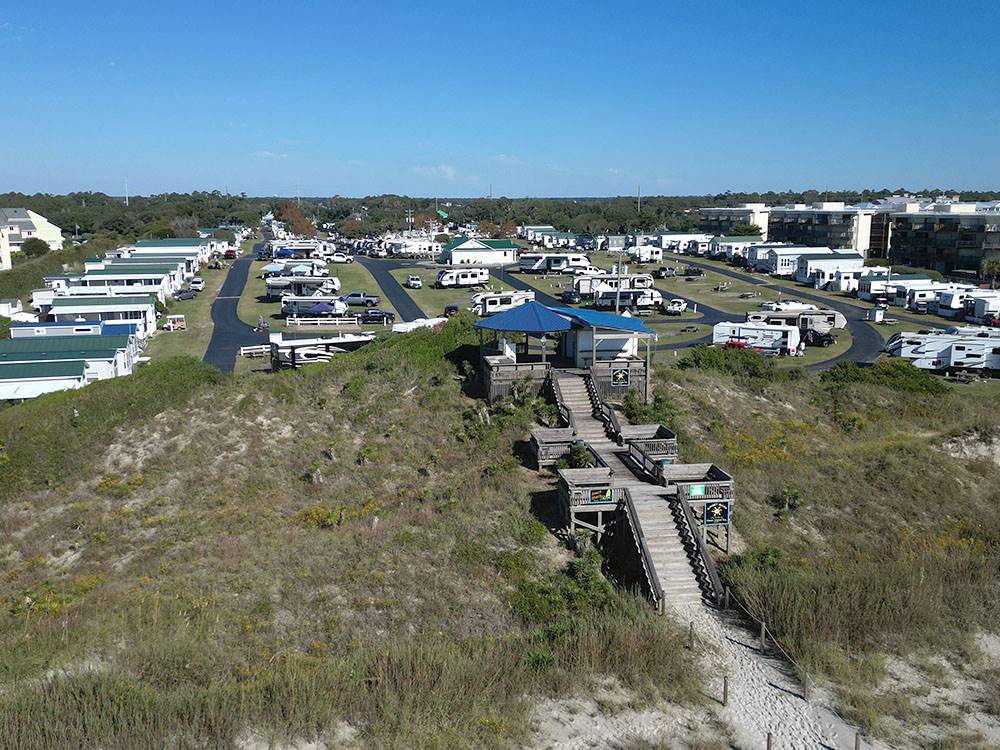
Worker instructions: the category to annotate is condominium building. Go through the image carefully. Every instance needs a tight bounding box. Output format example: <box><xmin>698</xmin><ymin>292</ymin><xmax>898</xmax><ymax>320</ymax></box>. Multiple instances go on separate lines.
<box><xmin>0</xmin><ymin>208</ymin><xmax>64</xmax><ymax>270</ymax></box>
<box><xmin>766</xmin><ymin>202</ymin><xmax>883</xmax><ymax>254</ymax></box>
<box><xmin>889</xmin><ymin>202</ymin><xmax>1000</xmax><ymax>274</ymax></box>
<box><xmin>698</xmin><ymin>203</ymin><xmax>770</xmax><ymax>241</ymax></box>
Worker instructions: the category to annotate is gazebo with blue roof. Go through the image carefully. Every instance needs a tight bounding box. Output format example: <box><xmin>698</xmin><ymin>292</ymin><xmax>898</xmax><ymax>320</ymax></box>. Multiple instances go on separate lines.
<box><xmin>474</xmin><ymin>301</ymin><xmax>656</xmax><ymax>402</ymax></box>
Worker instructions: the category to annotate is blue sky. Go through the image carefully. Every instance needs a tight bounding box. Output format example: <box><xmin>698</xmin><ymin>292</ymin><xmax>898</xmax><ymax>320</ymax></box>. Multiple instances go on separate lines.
<box><xmin>3</xmin><ymin>1</ymin><xmax>999</xmax><ymax>197</ymax></box>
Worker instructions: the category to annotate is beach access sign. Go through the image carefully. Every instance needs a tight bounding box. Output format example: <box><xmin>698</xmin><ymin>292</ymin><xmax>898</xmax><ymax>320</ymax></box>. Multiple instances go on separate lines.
<box><xmin>611</xmin><ymin>367</ymin><xmax>630</xmax><ymax>386</ymax></box>
<box><xmin>704</xmin><ymin>501</ymin><xmax>731</xmax><ymax>526</ymax></box>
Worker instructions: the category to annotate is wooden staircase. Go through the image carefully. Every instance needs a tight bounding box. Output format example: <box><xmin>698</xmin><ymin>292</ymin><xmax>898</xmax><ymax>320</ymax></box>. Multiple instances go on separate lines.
<box><xmin>553</xmin><ymin>371</ymin><xmax>706</xmax><ymax>608</ymax></box>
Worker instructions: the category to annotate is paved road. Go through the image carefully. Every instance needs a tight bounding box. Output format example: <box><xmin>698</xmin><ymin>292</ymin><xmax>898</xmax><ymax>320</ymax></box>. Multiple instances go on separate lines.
<box><xmin>357</xmin><ymin>257</ymin><xmax>424</xmax><ymax>322</ymax></box>
<box><xmin>680</xmin><ymin>258</ymin><xmax>889</xmax><ymax>369</ymax></box>
<box><xmin>202</xmin><ymin>244</ymin><xmax>270</xmax><ymax>373</ymax></box>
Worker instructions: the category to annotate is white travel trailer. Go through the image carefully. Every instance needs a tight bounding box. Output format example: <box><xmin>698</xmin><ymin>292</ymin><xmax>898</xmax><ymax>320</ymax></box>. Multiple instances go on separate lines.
<box><xmin>968</xmin><ymin>296</ymin><xmax>1000</xmax><ymax>324</ymax></box>
<box><xmin>518</xmin><ymin>253</ymin><xmax>591</xmax><ymax>274</ymax></box>
<box><xmin>574</xmin><ymin>273</ymin><xmax>653</xmax><ymax>296</ymax></box>
<box><xmin>745</xmin><ymin>308</ymin><xmax>847</xmax><ymax>333</ymax></box>
<box><xmin>435</xmin><ymin>267</ymin><xmax>491</xmax><ymax>289</ymax></box>
<box><xmin>932</xmin><ymin>288</ymin><xmax>1000</xmax><ymax>319</ymax></box>
<box><xmin>712</xmin><ymin>322</ymin><xmax>801</xmax><ymax>355</ymax></box>
<box><xmin>469</xmin><ymin>290</ymin><xmax>535</xmax><ymax>316</ymax></box>
<box><xmin>266</xmin><ymin>276</ymin><xmax>341</xmax><ymax>300</ymax></box>
<box><xmin>899</xmin><ymin>283</ymin><xmax>972</xmax><ymax>312</ymax></box>
<box><xmin>627</xmin><ymin>245</ymin><xmax>663</xmax><ymax>264</ymax></box>
<box><xmin>594</xmin><ymin>288</ymin><xmax>663</xmax><ymax>313</ymax></box>
<box><xmin>280</xmin><ymin>295</ymin><xmax>349</xmax><ymax>317</ymax></box>
<box><xmin>886</xmin><ymin>327</ymin><xmax>1000</xmax><ymax>372</ymax></box>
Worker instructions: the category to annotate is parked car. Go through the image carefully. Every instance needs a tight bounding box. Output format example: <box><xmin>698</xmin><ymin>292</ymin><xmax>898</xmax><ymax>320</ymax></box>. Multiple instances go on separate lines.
<box><xmin>224</xmin><ymin>248</ymin><xmax>239</xmax><ymax>259</ymax></box>
<box><xmin>663</xmin><ymin>298</ymin><xmax>688</xmax><ymax>315</ymax></box>
<box><xmin>560</xmin><ymin>289</ymin><xmax>582</xmax><ymax>304</ymax></box>
<box><xmin>190</xmin><ymin>277</ymin><xmax>205</xmax><ymax>291</ymax></box>
<box><xmin>174</xmin><ymin>288</ymin><xmax>198</xmax><ymax>301</ymax></box>
<box><xmin>405</xmin><ymin>275</ymin><xmax>423</xmax><ymax>289</ymax></box>
<box><xmin>444</xmin><ymin>304</ymin><xmax>460</xmax><ymax>317</ymax></box>
<box><xmin>682</xmin><ymin>266</ymin><xmax>704</xmax><ymax>277</ymax></box>
<box><xmin>354</xmin><ymin>308</ymin><xmax>396</xmax><ymax>325</ymax></box>
<box><xmin>654</xmin><ymin>267</ymin><xmax>676</xmax><ymax>279</ymax></box>
<box><xmin>330</xmin><ymin>252</ymin><xmax>355</xmax><ymax>264</ymax></box>
<box><xmin>341</xmin><ymin>291</ymin><xmax>380</xmax><ymax>307</ymax></box>
<box><xmin>802</xmin><ymin>328</ymin><xmax>836</xmax><ymax>347</ymax></box>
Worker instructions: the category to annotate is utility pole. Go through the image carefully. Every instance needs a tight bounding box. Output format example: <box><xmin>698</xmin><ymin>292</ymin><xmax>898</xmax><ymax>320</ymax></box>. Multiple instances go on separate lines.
<box><xmin>124</xmin><ymin>177</ymin><xmax>129</xmax><ymax>207</ymax></box>
<box><xmin>489</xmin><ymin>183</ymin><xmax>493</xmax><ymax>200</ymax></box>
<box><xmin>637</xmin><ymin>185</ymin><xmax>641</xmax><ymax>214</ymax></box>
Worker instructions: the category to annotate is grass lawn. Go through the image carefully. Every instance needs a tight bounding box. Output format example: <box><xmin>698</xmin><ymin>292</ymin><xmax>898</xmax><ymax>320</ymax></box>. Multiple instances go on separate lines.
<box><xmin>388</xmin><ymin>267</ymin><xmax>514</xmax><ymax>317</ymax></box>
<box><xmin>649</xmin><ymin>321</ymin><xmax>712</xmax><ymax>346</ymax></box>
<box><xmin>145</xmin><ymin>265</ymin><xmax>229</xmax><ymax>361</ymax></box>
<box><xmin>779</xmin><ymin>327</ymin><xmax>853</xmax><ymax>367</ymax></box>
<box><xmin>655</xmin><ymin>270</ymin><xmax>770</xmax><ymax>316</ymax></box>
<box><xmin>238</xmin><ymin>260</ymin><xmax>397</xmax><ymax>333</ymax></box>
<box><xmin>506</xmin><ymin>269</ymin><xmax>577</xmax><ymax>299</ymax></box>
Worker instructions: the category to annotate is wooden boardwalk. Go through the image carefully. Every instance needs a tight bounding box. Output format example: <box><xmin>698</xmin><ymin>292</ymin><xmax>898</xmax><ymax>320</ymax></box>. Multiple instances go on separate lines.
<box><xmin>554</xmin><ymin>373</ymin><xmax>705</xmax><ymax>607</ymax></box>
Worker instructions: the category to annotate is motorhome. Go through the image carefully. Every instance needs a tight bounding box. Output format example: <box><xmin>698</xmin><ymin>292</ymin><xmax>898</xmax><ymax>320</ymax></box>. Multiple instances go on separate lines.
<box><xmin>712</xmin><ymin>322</ymin><xmax>801</xmax><ymax>355</ymax></box>
<box><xmin>886</xmin><ymin>327</ymin><xmax>1000</xmax><ymax>372</ymax></box>
<box><xmin>518</xmin><ymin>253</ymin><xmax>591</xmax><ymax>274</ymax></box>
<box><xmin>435</xmin><ymin>267</ymin><xmax>491</xmax><ymax>289</ymax></box>
<box><xmin>469</xmin><ymin>290</ymin><xmax>535</xmax><ymax>316</ymax></box>
<box><xmin>745</xmin><ymin>308</ymin><xmax>847</xmax><ymax>333</ymax></box>
<box><xmin>280</xmin><ymin>295</ymin><xmax>349</xmax><ymax>317</ymax></box>
<box><xmin>594</xmin><ymin>288</ymin><xmax>663</xmax><ymax>313</ymax></box>
<box><xmin>573</xmin><ymin>273</ymin><xmax>653</xmax><ymax>297</ymax></box>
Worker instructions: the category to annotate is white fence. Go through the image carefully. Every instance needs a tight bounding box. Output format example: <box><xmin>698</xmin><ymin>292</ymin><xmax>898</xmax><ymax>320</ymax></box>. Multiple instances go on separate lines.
<box><xmin>239</xmin><ymin>345</ymin><xmax>269</xmax><ymax>358</ymax></box>
<box><xmin>286</xmin><ymin>316</ymin><xmax>361</xmax><ymax>327</ymax></box>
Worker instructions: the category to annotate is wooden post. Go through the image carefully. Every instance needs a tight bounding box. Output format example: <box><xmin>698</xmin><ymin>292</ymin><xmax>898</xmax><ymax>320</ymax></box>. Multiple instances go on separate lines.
<box><xmin>854</xmin><ymin>733</ymin><xmax>861</xmax><ymax>750</ymax></box>
<box><xmin>723</xmin><ymin>586</ymin><xmax>730</xmax><ymax>610</ymax></box>
<box><xmin>722</xmin><ymin>675</ymin><xmax>729</xmax><ymax>706</ymax></box>
<box><xmin>688</xmin><ymin>621</ymin><xmax>694</xmax><ymax>649</ymax></box>
<box><xmin>766</xmin><ymin>732</ymin><xmax>773</xmax><ymax>750</ymax></box>
<box><xmin>802</xmin><ymin>673</ymin><xmax>810</xmax><ymax>702</ymax></box>
<box><xmin>759</xmin><ymin>620</ymin><xmax>767</xmax><ymax>650</ymax></box>
<box><xmin>644</xmin><ymin>336</ymin><xmax>651</xmax><ymax>403</ymax></box>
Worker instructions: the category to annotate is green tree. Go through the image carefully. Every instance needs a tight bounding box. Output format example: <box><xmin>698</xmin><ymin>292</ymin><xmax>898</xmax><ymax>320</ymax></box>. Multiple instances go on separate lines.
<box><xmin>981</xmin><ymin>257</ymin><xmax>1000</xmax><ymax>288</ymax></box>
<box><xmin>727</xmin><ymin>223</ymin><xmax>763</xmax><ymax>237</ymax></box>
<box><xmin>20</xmin><ymin>238</ymin><xmax>50</xmax><ymax>257</ymax></box>
<box><xmin>478</xmin><ymin>220</ymin><xmax>499</xmax><ymax>238</ymax></box>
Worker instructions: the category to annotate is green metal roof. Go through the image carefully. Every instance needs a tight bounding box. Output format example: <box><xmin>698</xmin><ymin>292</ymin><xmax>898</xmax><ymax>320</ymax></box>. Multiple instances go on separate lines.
<box><xmin>0</xmin><ymin>350</ymin><xmax>119</xmax><ymax>364</ymax></box>
<box><xmin>84</xmin><ymin>266</ymin><xmax>176</xmax><ymax>276</ymax></box>
<box><xmin>50</xmin><ymin>295</ymin><xmax>156</xmax><ymax>307</ymax></box>
<box><xmin>480</xmin><ymin>239</ymin><xmax>519</xmax><ymax>249</ymax></box>
<box><xmin>443</xmin><ymin>235</ymin><xmax>469</xmax><ymax>252</ymax></box>
<box><xmin>444</xmin><ymin>235</ymin><xmax>517</xmax><ymax>252</ymax></box>
<box><xmin>0</xmin><ymin>335</ymin><xmax>130</xmax><ymax>353</ymax></box>
<box><xmin>135</xmin><ymin>238</ymin><xmax>211</xmax><ymax>247</ymax></box>
<box><xmin>0</xmin><ymin>360</ymin><xmax>86</xmax><ymax>381</ymax></box>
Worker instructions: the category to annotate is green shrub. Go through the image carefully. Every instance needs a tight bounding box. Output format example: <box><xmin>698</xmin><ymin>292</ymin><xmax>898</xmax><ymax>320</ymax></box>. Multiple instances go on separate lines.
<box><xmin>679</xmin><ymin>345</ymin><xmax>803</xmax><ymax>383</ymax></box>
<box><xmin>821</xmin><ymin>358</ymin><xmax>948</xmax><ymax>395</ymax></box>
<box><xmin>621</xmin><ymin>388</ymin><xmax>677</xmax><ymax>425</ymax></box>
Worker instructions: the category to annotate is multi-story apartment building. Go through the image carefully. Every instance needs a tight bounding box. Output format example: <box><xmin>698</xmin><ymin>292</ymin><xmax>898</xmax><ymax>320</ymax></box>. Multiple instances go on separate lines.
<box><xmin>889</xmin><ymin>202</ymin><xmax>1000</xmax><ymax>274</ymax></box>
<box><xmin>765</xmin><ymin>202</ymin><xmax>883</xmax><ymax>254</ymax></box>
<box><xmin>698</xmin><ymin>203</ymin><xmax>770</xmax><ymax>241</ymax></box>
<box><xmin>0</xmin><ymin>208</ymin><xmax>65</xmax><ymax>270</ymax></box>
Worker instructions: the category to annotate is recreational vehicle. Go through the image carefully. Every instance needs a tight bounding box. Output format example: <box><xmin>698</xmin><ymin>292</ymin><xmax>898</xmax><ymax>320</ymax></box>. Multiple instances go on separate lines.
<box><xmin>518</xmin><ymin>253</ymin><xmax>591</xmax><ymax>274</ymax></box>
<box><xmin>627</xmin><ymin>245</ymin><xmax>663</xmax><ymax>264</ymax></box>
<box><xmin>266</xmin><ymin>276</ymin><xmax>340</xmax><ymax>300</ymax></box>
<box><xmin>712</xmin><ymin>322</ymin><xmax>801</xmax><ymax>355</ymax></box>
<box><xmin>594</xmin><ymin>288</ymin><xmax>663</xmax><ymax>313</ymax></box>
<box><xmin>573</xmin><ymin>273</ymin><xmax>654</xmax><ymax>297</ymax></box>
<box><xmin>435</xmin><ymin>268</ymin><xmax>491</xmax><ymax>289</ymax></box>
<box><xmin>745</xmin><ymin>308</ymin><xmax>847</xmax><ymax>333</ymax></box>
<box><xmin>932</xmin><ymin>289</ymin><xmax>1000</xmax><ymax>319</ymax></box>
<box><xmin>968</xmin><ymin>296</ymin><xmax>1000</xmax><ymax>324</ymax></box>
<box><xmin>269</xmin><ymin>332</ymin><xmax>376</xmax><ymax>369</ymax></box>
<box><xmin>886</xmin><ymin>328</ymin><xmax>1000</xmax><ymax>373</ymax></box>
<box><xmin>469</xmin><ymin>291</ymin><xmax>535</xmax><ymax>316</ymax></box>
<box><xmin>280</xmin><ymin>296</ymin><xmax>349</xmax><ymax>317</ymax></box>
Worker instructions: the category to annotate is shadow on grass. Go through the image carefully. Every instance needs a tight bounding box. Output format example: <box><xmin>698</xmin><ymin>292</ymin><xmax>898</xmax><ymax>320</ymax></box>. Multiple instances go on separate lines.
<box><xmin>529</xmin><ymin>488</ymin><xmax>574</xmax><ymax>547</ymax></box>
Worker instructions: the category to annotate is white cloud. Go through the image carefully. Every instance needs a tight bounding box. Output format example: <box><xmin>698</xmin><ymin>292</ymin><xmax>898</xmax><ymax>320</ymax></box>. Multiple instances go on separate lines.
<box><xmin>414</xmin><ymin>164</ymin><xmax>457</xmax><ymax>180</ymax></box>
<box><xmin>493</xmin><ymin>153</ymin><xmax>521</xmax><ymax>165</ymax></box>
<box><xmin>252</xmin><ymin>150</ymin><xmax>288</xmax><ymax>160</ymax></box>
<box><xmin>606</xmin><ymin>167</ymin><xmax>622</xmax><ymax>175</ymax></box>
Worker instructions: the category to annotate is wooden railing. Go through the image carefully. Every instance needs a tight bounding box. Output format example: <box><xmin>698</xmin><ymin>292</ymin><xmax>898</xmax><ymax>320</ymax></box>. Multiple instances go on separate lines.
<box><xmin>621</xmin><ymin>488</ymin><xmax>664</xmax><ymax>606</ymax></box>
<box><xmin>672</xmin><ymin>497</ymin><xmax>724</xmax><ymax>605</ymax></box>
<box><xmin>550</xmin><ymin>375</ymin><xmax>576</xmax><ymax>432</ymax></box>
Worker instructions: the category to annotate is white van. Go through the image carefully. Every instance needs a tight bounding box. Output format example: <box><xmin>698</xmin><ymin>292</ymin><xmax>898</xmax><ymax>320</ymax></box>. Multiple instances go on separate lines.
<box><xmin>470</xmin><ymin>290</ymin><xmax>535</xmax><ymax>316</ymax></box>
<box><xmin>435</xmin><ymin>267</ymin><xmax>490</xmax><ymax>289</ymax></box>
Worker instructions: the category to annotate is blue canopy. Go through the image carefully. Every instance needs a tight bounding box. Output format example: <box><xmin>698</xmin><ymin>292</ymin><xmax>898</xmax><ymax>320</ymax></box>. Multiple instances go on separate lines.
<box><xmin>306</xmin><ymin>302</ymin><xmax>336</xmax><ymax>314</ymax></box>
<box><xmin>550</xmin><ymin>307</ymin><xmax>655</xmax><ymax>334</ymax></box>
<box><xmin>274</xmin><ymin>248</ymin><xmax>296</xmax><ymax>257</ymax></box>
<box><xmin>474</xmin><ymin>301</ymin><xmax>572</xmax><ymax>336</ymax></box>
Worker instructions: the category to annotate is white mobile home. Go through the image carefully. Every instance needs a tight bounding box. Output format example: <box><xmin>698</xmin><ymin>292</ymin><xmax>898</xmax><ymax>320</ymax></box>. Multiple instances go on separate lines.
<box><xmin>857</xmin><ymin>274</ymin><xmax>932</xmax><ymax>301</ymax></box>
<box><xmin>710</xmin><ymin>235</ymin><xmax>765</xmax><ymax>260</ymax></box>
<box><xmin>0</xmin><ymin>360</ymin><xmax>89</xmax><ymax>400</ymax></box>
<box><xmin>48</xmin><ymin>296</ymin><xmax>158</xmax><ymax>338</ymax></box>
<box><xmin>793</xmin><ymin>252</ymin><xmax>865</xmax><ymax>287</ymax></box>
<box><xmin>440</xmin><ymin>236</ymin><xmax>518</xmax><ymax>266</ymax></box>
<box><xmin>712</xmin><ymin>322</ymin><xmax>801</xmax><ymax>354</ymax></box>
<box><xmin>756</xmin><ymin>247</ymin><xmax>834</xmax><ymax>276</ymax></box>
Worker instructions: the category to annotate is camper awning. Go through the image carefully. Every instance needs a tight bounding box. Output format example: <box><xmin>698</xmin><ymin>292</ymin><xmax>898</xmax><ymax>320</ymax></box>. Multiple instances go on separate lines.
<box><xmin>262</xmin><ymin>262</ymin><xmax>284</xmax><ymax>273</ymax></box>
<box><xmin>474</xmin><ymin>301</ymin><xmax>572</xmax><ymax>336</ymax></box>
